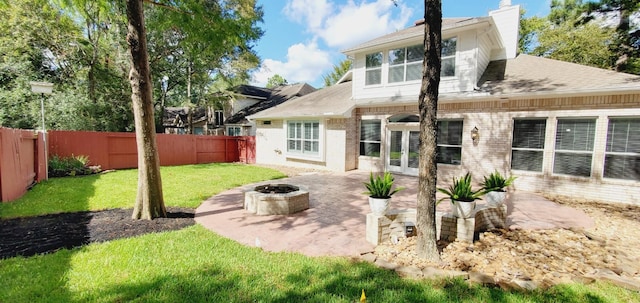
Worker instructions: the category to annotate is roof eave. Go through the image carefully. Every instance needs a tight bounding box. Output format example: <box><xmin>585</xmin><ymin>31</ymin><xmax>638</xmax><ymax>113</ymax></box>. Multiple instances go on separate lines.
<box><xmin>342</xmin><ymin>19</ymin><xmax>492</xmax><ymax>55</ymax></box>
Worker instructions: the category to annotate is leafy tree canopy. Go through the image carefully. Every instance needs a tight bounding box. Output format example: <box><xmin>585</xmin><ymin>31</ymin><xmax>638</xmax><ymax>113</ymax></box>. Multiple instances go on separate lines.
<box><xmin>266</xmin><ymin>74</ymin><xmax>288</xmax><ymax>88</ymax></box>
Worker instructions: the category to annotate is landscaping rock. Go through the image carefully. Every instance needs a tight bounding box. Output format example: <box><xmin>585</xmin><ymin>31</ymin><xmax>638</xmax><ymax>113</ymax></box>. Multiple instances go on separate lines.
<box><xmin>468</xmin><ymin>271</ymin><xmax>496</xmax><ymax>285</ymax></box>
<box><xmin>374</xmin><ymin>259</ymin><xmax>398</xmax><ymax>270</ymax></box>
<box><xmin>589</xmin><ymin>269</ymin><xmax>640</xmax><ymax>291</ymax></box>
<box><xmin>422</xmin><ymin>267</ymin><xmax>468</xmax><ymax>280</ymax></box>
<box><xmin>359</xmin><ymin>252</ymin><xmax>377</xmax><ymax>263</ymax></box>
<box><xmin>395</xmin><ymin>266</ymin><xmax>423</xmax><ymax>279</ymax></box>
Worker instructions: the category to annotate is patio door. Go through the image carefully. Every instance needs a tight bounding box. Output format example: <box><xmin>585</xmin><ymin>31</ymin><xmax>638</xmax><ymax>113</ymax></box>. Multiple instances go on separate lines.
<box><xmin>386</xmin><ymin>125</ymin><xmax>419</xmax><ymax>176</ymax></box>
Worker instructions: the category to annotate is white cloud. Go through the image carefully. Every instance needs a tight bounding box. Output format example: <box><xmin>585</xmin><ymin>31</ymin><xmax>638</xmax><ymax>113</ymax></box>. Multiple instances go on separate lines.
<box><xmin>283</xmin><ymin>0</ymin><xmax>333</xmax><ymax>31</ymax></box>
<box><xmin>284</xmin><ymin>0</ymin><xmax>413</xmax><ymax>49</ymax></box>
<box><xmin>252</xmin><ymin>41</ymin><xmax>333</xmax><ymax>86</ymax></box>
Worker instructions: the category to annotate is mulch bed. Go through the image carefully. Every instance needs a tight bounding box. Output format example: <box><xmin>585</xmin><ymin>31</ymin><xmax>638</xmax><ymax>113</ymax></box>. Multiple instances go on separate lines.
<box><xmin>0</xmin><ymin>207</ymin><xmax>195</xmax><ymax>259</ymax></box>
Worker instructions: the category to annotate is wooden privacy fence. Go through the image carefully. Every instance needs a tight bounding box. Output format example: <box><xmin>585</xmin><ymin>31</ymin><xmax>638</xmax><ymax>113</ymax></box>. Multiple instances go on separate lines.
<box><xmin>0</xmin><ymin>128</ymin><xmax>46</xmax><ymax>202</ymax></box>
<box><xmin>48</xmin><ymin>130</ymin><xmax>256</xmax><ymax>170</ymax></box>
<box><xmin>0</xmin><ymin>128</ymin><xmax>255</xmax><ymax>202</ymax></box>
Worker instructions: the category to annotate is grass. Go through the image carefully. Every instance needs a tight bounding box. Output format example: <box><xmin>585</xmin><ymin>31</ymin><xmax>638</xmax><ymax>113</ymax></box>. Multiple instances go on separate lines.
<box><xmin>0</xmin><ymin>163</ymin><xmax>286</xmax><ymax>219</ymax></box>
<box><xmin>1</xmin><ymin>163</ymin><xmax>639</xmax><ymax>302</ymax></box>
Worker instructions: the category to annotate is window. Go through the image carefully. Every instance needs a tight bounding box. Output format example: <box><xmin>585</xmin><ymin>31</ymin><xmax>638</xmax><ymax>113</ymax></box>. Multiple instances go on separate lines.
<box><xmin>388</xmin><ymin>45</ymin><xmax>422</xmax><ymax>83</ymax></box>
<box><xmin>553</xmin><ymin>118</ymin><xmax>596</xmax><ymax>177</ymax></box>
<box><xmin>511</xmin><ymin>119</ymin><xmax>546</xmax><ymax>171</ymax></box>
<box><xmin>365</xmin><ymin>52</ymin><xmax>382</xmax><ymax>85</ymax></box>
<box><xmin>360</xmin><ymin>120</ymin><xmax>381</xmax><ymax>157</ymax></box>
<box><xmin>194</xmin><ymin>127</ymin><xmax>204</xmax><ymax>135</ymax></box>
<box><xmin>227</xmin><ymin>126</ymin><xmax>241</xmax><ymax>136</ymax></box>
<box><xmin>604</xmin><ymin>118</ymin><xmax>640</xmax><ymax>181</ymax></box>
<box><xmin>287</xmin><ymin>121</ymin><xmax>319</xmax><ymax>155</ymax></box>
<box><xmin>214</xmin><ymin>110</ymin><xmax>224</xmax><ymax>126</ymax></box>
<box><xmin>441</xmin><ymin>38</ymin><xmax>457</xmax><ymax>77</ymax></box>
<box><xmin>436</xmin><ymin>120</ymin><xmax>463</xmax><ymax>165</ymax></box>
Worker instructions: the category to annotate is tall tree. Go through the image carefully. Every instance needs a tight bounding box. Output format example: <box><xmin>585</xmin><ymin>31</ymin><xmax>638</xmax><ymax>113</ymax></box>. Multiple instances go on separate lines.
<box><xmin>415</xmin><ymin>0</ymin><xmax>441</xmax><ymax>261</ymax></box>
<box><xmin>583</xmin><ymin>0</ymin><xmax>640</xmax><ymax>74</ymax></box>
<box><xmin>266</xmin><ymin>74</ymin><xmax>288</xmax><ymax>88</ymax></box>
<box><xmin>518</xmin><ymin>9</ymin><xmax>545</xmax><ymax>54</ymax></box>
<box><xmin>322</xmin><ymin>59</ymin><xmax>352</xmax><ymax>87</ymax></box>
<box><xmin>126</xmin><ymin>0</ymin><xmax>166</xmax><ymax>220</ymax></box>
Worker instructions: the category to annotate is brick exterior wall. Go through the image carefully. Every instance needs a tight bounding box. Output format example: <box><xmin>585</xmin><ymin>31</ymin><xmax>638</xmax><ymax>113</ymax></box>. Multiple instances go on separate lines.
<box><xmin>355</xmin><ymin>93</ymin><xmax>640</xmax><ymax>204</ymax></box>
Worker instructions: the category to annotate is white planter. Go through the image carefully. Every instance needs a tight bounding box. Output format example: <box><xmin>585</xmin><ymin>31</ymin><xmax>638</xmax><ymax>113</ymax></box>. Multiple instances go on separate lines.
<box><xmin>484</xmin><ymin>191</ymin><xmax>507</xmax><ymax>207</ymax></box>
<box><xmin>368</xmin><ymin>197</ymin><xmax>390</xmax><ymax>216</ymax></box>
<box><xmin>450</xmin><ymin>200</ymin><xmax>476</xmax><ymax>218</ymax></box>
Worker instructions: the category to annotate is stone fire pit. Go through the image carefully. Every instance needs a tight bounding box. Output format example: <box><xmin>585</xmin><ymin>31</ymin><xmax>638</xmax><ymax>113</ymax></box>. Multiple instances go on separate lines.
<box><xmin>244</xmin><ymin>184</ymin><xmax>309</xmax><ymax>215</ymax></box>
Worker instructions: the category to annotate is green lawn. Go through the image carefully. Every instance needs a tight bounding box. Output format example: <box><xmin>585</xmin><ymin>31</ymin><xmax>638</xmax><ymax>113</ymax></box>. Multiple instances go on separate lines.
<box><xmin>1</xmin><ymin>163</ymin><xmax>638</xmax><ymax>302</ymax></box>
<box><xmin>0</xmin><ymin>163</ymin><xmax>286</xmax><ymax>219</ymax></box>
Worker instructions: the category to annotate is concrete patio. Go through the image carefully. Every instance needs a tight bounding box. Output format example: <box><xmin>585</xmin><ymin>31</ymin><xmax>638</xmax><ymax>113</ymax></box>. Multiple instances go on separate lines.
<box><xmin>195</xmin><ymin>170</ymin><xmax>594</xmax><ymax>257</ymax></box>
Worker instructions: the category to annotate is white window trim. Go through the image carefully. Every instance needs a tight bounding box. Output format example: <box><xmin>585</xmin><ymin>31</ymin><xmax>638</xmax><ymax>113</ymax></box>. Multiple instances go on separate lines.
<box><xmin>388</xmin><ymin>45</ymin><xmax>422</xmax><ymax>83</ymax></box>
<box><xmin>441</xmin><ymin>36</ymin><xmax>457</xmax><ymax>78</ymax></box>
<box><xmin>359</xmin><ymin>119</ymin><xmax>382</xmax><ymax>158</ymax></box>
<box><xmin>284</xmin><ymin>119</ymin><xmax>325</xmax><ymax>162</ymax></box>
<box><xmin>436</xmin><ymin>119</ymin><xmax>463</xmax><ymax>166</ymax></box>
<box><xmin>365</xmin><ymin>52</ymin><xmax>383</xmax><ymax>86</ymax></box>
<box><xmin>551</xmin><ymin>118</ymin><xmax>597</xmax><ymax>178</ymax></box>
<box><xmin>603</xmin><ymin>117</ymin><xmax>640</xmax><ymax>181</ymax></box>
<box><xmin>511</xmin><ymin>118</ymin><xmax>547</xmax><ymax>173</ymax></box>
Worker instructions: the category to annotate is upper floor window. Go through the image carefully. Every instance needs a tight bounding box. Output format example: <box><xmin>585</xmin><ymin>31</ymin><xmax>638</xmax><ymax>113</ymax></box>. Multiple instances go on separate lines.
<box><xmin>553</xmin><ymin>118</ymin><xmax>596</xmax><ymax>177</ymax></box>
<box><xmin>388</xmin><ymin>45</ymin><xmax>422</xmax><ymax>83</ymax></box>
<box><xmin>511</xmin><ymin>119</ymin><xmax>546</xmax><ymax>172</ymax></box>
<box><xmin>604</xmin><ymin>118</ymin><xmax>640</xmax><ymax>181</ymax></box>
<box><xmin>436</xmin><ymin>120</ymin><xmax>463</xmax><ymax>165</ymax></box>
<box><xmin>441</xmin><ymin>37</ymin><xmax>457</xmax><ymax>77</ymax></box>
<box><xmin>365</xmin><ymin>52</ymin><xmax>382</xmax><ymax>85</ymax></box>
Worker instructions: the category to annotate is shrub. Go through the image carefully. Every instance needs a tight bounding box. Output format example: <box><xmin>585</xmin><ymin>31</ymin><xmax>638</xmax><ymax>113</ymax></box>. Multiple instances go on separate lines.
<box><xmin>363</xmin><ymin>172</ymin><xmax>405</xmax><ymax>199</ymax></box>
<box><xmin>48</xmin><ymin>155</ymin><xmax>101</xmax><ymax>177</ymax></box>
<box><xmin>481</xmin><ymin>171</ymin><xmax>516</xmax><ymax>192</ymax></box>
<box><xmin>437</xmin><ymin>172</ymin><xmax>484</xmax><ymax>203</ymax></box>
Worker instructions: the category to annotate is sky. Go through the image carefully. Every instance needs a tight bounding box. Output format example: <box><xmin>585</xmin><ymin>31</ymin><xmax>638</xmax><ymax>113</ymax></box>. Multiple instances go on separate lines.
<box><xmin>250</xmin><ymin>0</ymin><xmax>551</xmax><ymax>88</ymax></box>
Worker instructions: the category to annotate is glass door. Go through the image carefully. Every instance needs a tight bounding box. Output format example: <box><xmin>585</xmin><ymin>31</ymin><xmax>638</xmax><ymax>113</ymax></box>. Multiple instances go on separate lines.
<box><xmin>386</xmin><ymin>126</ymin><xmax>420</xmax><ymax>175</ymax></box>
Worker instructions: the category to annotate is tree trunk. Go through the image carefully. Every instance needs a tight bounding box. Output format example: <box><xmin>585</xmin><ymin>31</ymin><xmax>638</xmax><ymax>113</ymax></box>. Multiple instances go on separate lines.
<box><xmin>416</xmin><ymin>0</ymin><xmax>442</xmax><ymax>261</ymax></box>
<box><xmin>126</xmin><ymin>0</ymin><xmax>166</xmax><ymax>220</ymax></box>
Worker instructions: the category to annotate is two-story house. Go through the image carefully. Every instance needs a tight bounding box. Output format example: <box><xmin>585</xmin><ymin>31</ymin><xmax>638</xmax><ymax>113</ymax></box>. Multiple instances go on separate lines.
<box><xmin>248</xmin><ymin>1</ymin><xmax>640</xmax><ymax>204</ymax></box>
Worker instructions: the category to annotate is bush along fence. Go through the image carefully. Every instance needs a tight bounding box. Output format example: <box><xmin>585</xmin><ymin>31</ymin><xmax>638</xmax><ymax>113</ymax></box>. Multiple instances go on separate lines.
<box><xmin>0</xmin><ymin>128</ymin><xmax>256</xmax><ymax>202</ymax></box>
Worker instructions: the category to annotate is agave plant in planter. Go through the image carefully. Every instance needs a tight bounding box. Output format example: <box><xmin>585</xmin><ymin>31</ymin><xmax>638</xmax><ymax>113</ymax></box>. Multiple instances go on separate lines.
<box><xmin>437</xmin><ymin>173</ymin><xmax>484</xmax><ymax>218</ymax></box>
<box><xmin>481</xmin><ymin>171</ymin><xmax>516</xmax><ymax>207</ymax></box>
<box><xmin>363</xmin><ymin>172</ymin><xmax>405</xmax><ymax>216</ymax></box>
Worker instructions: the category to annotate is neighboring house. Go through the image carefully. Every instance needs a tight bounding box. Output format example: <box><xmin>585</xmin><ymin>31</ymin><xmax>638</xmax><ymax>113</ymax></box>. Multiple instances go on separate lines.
<box><xmin>249</xmin><ymin>0</ymin><xmax>640</xmax><ymax>204</ymax></box>
<box><xmin>225</xmin><ymin>83</ymin><xmax>317</xmax><ymax>136</ymax></box>
<box><xmin>163</xmin><ymin>106</ymin><xmax>222</xmax><ymax>135</ymax></box>
<box><xmin>162</xmin><ymin>83</ymin><xmax>315</xmax><ymax>136</ymax></box>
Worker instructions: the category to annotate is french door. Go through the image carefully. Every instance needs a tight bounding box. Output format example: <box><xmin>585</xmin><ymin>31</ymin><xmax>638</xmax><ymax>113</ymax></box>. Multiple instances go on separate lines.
<box><xmin>386</xmin><ymin>125</ymin><xmax>419</xmax><ymax>175</ymax></box>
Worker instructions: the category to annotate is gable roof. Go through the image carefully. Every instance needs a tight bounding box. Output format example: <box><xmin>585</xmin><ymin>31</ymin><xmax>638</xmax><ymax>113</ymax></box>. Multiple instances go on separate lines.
<box><xmin>474</xmin><ymin>54</ymin><xmax>640</xmax><ymax>99</ymax></box>
<box><xmin>226</xmin><ymin>83</ymin><xmax>317</xmax><ymax>124</ymax></box>
<box><xmin>234</xmin><ymin>85</ymin><xmax>272</xmax><ymax>99</ymax></box>
<box><xmin>163</xmin><ymin>107</ymin><xmax>208</xmax><ymax>127</ymax></box>
<box><xmin>342</xmin><ymin>17</ymin><xmax>492</xmax><ymax>54</ymax></box>
<box><xmin>248</xmin><ymin>81</ymin><xmax>354</xmax><ymax>120</ymax></box>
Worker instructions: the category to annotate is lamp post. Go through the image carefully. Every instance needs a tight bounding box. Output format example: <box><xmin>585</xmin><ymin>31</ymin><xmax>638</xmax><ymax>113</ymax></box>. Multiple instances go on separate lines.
<box><xmin>29</xmin><ymin>81</ymin><xmax>53</xmax><ymax>180</ymax></box>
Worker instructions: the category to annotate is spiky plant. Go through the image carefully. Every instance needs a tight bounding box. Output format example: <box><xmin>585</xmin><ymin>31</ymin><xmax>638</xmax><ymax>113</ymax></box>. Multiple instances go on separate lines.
<box><xmin>481</xmin><ymin>171</ymin><xmax>517</xmax><ymax>192</ymax></box>
<box><xmin>437</xmin><ymin>172</ymin><xmax>484</xmax><ymax>203</ymax></box>
<box><xmin>363</xmin><ymin>172</ymin><xmax>405</xmax><ymax>199</ymax></box>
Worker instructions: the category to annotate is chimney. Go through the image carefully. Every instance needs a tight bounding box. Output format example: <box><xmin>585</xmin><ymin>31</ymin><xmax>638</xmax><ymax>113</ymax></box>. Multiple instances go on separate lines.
<box><xmin>489</xmin><ymin>2</ymin><xmax>520</xmax><ymax>59</ymax></box>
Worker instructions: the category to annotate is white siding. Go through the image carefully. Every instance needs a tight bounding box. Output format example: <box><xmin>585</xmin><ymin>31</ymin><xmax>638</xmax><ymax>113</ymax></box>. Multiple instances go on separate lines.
<box><xmin>476</xmin><ymin>31</ymin><xmax>493</xmax><ymax>85</ymax></box>
<box><xmin>233</xmin><ymin>98</ymin><xmax>260</xmax><ymax>115</ymax></box>
<box><xmin>254</xmin><ymin>119</ymin><xmax>347</xmax><ymax>172</ymax></box>
<box><xmin>351</xmin><ymin>32</ymin><xmax>480</xmax><ymax>101</ymax></box>
<box><xmin>489</xmin><ymin>4</ymin><xmax>520</xmax><ymax>60</ymax></box>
